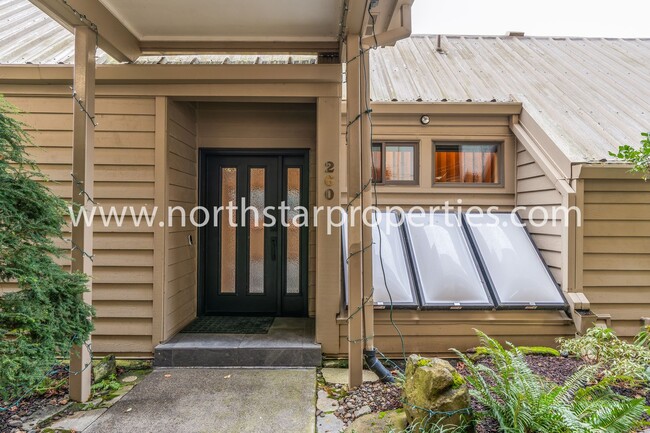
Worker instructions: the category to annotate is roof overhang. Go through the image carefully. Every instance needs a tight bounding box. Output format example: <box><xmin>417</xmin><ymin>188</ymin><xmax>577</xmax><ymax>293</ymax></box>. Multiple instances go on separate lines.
<box><xmin>28</xmin><ymin>0</ymin><xmax>414</xmax><ymax>62</ymax></box>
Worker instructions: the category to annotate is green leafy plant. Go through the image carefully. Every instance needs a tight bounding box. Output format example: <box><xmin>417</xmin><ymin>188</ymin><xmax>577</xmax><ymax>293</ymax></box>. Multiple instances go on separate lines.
<box><xmin>454</xmin><ymin>330</ymin><xmax>647</xmax><ymax>433</ymax></box>
<box><xmin>635</xmin><ymin>325</ymin><xmax>650</xmax><ymax>349</ymax></box>
<box><xmin>558</xmin><ymin>326</ymin><xmax>650</xmax><ymax>381</ymax></box>
<box><xmin>0</xmin><ymin>97</ymin><xmax>94</xmax><ymax>401</ymax></box>
<box><xmin>609</xmin><ymin>132</ymin><xmax>650</xmax><ymax>180</ymax></box>
<box><xmin>91</xmin><ymin>374</ymin><xmax>122</xmax><ymax>393</ymax></box>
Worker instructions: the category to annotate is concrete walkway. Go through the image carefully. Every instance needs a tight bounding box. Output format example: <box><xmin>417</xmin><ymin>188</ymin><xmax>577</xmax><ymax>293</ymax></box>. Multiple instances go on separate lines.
<box><xmin>83</xmin><ymin>368</ymin><xmax>316</xmax><ymax>433</ymax></box>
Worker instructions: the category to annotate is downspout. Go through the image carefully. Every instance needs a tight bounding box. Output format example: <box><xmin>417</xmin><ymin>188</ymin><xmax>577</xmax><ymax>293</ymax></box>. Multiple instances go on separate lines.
<box><xmin>364</xmin><ymin>349</ymin><xmax>395</xmax><ymax>382</ymax></box>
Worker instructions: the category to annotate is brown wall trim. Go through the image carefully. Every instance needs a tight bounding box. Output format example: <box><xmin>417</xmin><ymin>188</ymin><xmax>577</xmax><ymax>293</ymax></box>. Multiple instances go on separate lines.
<box><xmin>0</xmin><ymin>64</ymin><xmax>343</xmax><ymax>85</ymax></box>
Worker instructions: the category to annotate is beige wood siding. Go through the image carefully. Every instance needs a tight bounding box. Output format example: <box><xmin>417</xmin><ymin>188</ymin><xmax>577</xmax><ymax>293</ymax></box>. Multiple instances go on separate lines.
<box><xmin>334</xmin><ymin>310</ymin><xmax>574</xmax><ymax>357</ymax></box>
<box><xmin>1</xmin><ymin>95</ymin><xmax>157</xmax><ymax>356</ymax></box>
<box><xmin>164</xmin><ymin>100</ymin><xmax>198</xmax><ymax>338</ymax></box>
<box><xmin>581</xmin><ymin>179</ymin><xmax>650</xmax><ymax>337</ymax></box>
<box><xmin>515</xmin><ymin>141</ymin><xmax>564</xmax><ymax>285</ymax></box>
<box><xmin>196</xmin><ymin>102</ymin><xmax>317</xmax><ymax>316</ymax></box>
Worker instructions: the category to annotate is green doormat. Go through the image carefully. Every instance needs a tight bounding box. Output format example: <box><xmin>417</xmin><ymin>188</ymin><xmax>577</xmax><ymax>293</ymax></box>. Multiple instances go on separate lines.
<box><xmin>180</xmin><ymin>316</ymin><xmax>275</xmax><ymax>334</ymax></box>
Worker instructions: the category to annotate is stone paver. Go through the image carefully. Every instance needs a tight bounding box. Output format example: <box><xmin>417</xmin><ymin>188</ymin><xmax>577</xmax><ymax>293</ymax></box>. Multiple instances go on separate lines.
<box><xmin>49</xmin><ymin>408</ymin><xmax>107</xmax><ymax>431</ymax></box>
<box><xmin>83</xmin><ymin>368</ymin><xmax>316</xmax><ymax>433</ymax></box>
<box><xmin>316</xmin><ymin>390</ymin><xmax>339</xmax><ymax>412</ymax></box>
<box><xmin>321</xmin><ymin>368</ymin><xmax>378</xmax><ymax>385</ymax></box>
<box><xmin>316</xmin><ymin>413</ymin><xmax>345</xmax><ymax>433</ymax></box>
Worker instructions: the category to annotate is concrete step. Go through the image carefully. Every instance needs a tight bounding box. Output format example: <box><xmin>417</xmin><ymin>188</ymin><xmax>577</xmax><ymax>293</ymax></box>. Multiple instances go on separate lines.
<box><xmin>154</xmin><ymin>317</ymin><xmax>321</xmax><ymax>367</ymax></box>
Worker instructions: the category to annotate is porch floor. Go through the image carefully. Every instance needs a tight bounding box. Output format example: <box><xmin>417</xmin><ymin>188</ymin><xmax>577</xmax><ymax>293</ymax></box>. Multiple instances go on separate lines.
<box><xmin>154</xmin><ymin>318</ymin><xmax>321</xmax><ymax>367</ymax></box>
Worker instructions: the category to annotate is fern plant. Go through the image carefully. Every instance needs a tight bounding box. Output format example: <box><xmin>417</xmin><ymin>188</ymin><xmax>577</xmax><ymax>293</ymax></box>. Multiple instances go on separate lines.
<box><xmin>454</xmin><ymin>331</ymin><xmax>647</xmax><ymax>433</ymax></box>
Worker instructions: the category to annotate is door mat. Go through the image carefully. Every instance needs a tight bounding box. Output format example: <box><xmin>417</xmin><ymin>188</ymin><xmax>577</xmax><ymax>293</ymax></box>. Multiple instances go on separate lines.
<box><xmin>180</xmin><ymin>316</ymin><xmax>275</xmax><ymax>334</ymax></box>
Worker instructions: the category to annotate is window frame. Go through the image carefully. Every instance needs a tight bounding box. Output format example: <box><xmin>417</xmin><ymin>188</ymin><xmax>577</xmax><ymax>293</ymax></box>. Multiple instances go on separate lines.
<box><xmin>372</xmin><ymin>141</ymin><xmax>420</xmax><ymax>186</ymax></box>
<box><xmin>461</xmin><ymin>212</ymin><xmax>568</xmax><ymax>310</ymax></box>
<box><xmin>432</xmin><ymin>140</ymin><xmax>504</xmax><ymax>187</ymax></box>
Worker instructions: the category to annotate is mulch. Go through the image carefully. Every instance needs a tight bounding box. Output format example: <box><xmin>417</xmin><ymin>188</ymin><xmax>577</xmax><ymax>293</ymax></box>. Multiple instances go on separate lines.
<box><xmin>0</xmin><ymin>366</ymin><xmax>71</xmax><ymax>433</ymax></box>
<box><xmin>332</xmin><ymin>355</ymin><xmax>649</xmax><ymax>432</ymax></box>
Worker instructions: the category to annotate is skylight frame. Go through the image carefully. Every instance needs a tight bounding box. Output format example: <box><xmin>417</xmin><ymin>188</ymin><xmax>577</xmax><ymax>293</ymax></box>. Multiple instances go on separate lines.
<box><xmin>462</xmin><ymin>212</ymin><xmax>568</xmax><ymax>310</ymax></box>
<box><xmin>341</xmin><ymin>211</ymin><xmax>421</xmax><ymax>309</ymax></box>
<box><xmin>403</xmin><ymin>212</ymin><xmax>496</xmax><ymax>310</ymax></box>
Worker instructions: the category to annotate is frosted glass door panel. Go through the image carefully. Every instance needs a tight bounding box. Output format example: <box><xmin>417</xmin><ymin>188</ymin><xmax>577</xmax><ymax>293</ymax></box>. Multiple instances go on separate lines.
<box><xmin>405</xmin><ymin>213</ymin><xmax>493</xmax><ymax>307</ymax></box>
<box><xmin>464</xmin><ymin>213</ymin><xmax>565</xmax><ymax>307</ymax></box>
<box><xmin>220</xmin><ymin>167</ymin><xmax>237</xmax><ymax>294</ymax></box>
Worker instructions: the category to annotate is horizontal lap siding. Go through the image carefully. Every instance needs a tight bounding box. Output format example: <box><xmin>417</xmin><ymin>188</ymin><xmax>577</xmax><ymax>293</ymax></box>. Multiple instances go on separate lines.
<box><xmin>515</xmin><ymin>142</ymin><xmax>564</xmax><ymax>285</ymax></box>
<box><xmin>1</xmin><ymin>95</ymin><xmax>156</xmax><ymax>356</ymax></box>
<box><xmin>582</xmin><ymin>179</ymin><xmax>650</xmax><ymax>337</ymax></box>
<box><xmin>334</xmin><ymin>310</ymin><xmax>574</xmax><ymax>357</ymax></box>
<box><xmin>165</xmin><ymin>101</ymin><xmax>198</xmax><ymax>338</ymax></box>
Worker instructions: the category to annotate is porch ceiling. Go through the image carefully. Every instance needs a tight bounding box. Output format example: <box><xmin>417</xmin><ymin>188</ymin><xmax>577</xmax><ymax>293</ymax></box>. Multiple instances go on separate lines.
<box><xmin>99</xmin><ymin>0</ymin><xmax>344</xmax><ymax>43</ymax></box>
<box><xmin>28</xmin><ymin>0</ymin><xmax>414</xmax><ymax>62</ymax></box>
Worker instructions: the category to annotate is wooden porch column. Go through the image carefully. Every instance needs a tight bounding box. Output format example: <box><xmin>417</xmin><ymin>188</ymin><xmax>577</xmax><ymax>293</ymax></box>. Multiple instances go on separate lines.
<box><xmin>359</xmin><ymin>48</ymin><xmax>374</xmax><ymax>353</ymax></box>
<box><xmin>346</xmin><ymin>34</ymin><xmax>364</xmax><ymax>388</ymax></box>
<box><xmin>69</xmin><ymin>26</ymin><xmax>96</xmax><ymax>403</ymax></box>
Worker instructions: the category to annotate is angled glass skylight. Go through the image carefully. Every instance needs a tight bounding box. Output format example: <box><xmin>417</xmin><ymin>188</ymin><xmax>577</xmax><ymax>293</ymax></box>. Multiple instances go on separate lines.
<box><xmin>463</xmin><ymin>213</ymin><xmax>566</xmax><ymax>309</ymax></box>
<box><xmin>342</xmin><ymin>212</ymin><xmax>418</xmax><ymax>307</ymax></box>
<box><xmin>404</xmin><ymin>213</ymin><xmax>494</xmax><ymax>309</ymax></box>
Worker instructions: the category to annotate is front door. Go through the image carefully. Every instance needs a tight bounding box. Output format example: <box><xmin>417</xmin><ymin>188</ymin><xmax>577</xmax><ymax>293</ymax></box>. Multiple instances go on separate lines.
<box><xmin>201</xmin><ymin>150</ymin><xmax>308</xmax><ymax>316</ymax></box>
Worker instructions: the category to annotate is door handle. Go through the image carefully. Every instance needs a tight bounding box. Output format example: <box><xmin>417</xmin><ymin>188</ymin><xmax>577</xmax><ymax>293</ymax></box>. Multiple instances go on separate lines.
<box><xmin>271</xmin><ymin>238</ymin><xmax>277</xmax><ymax>261</ymax></box>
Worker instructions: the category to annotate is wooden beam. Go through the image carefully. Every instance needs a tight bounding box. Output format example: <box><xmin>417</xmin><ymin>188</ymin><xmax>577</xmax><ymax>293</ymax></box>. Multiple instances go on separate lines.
<box><xmin>139</xmin><ymin>40</ymin><xmax>339</xmax><ymax>55</ymax></box>
<box><xmin>69</xmin><ymin>26</ymin><xmax>95</xmax><ymax>403</ymax></box>
<box><xmin>315</xmin><ymin>97</ymin><xmax>343</xmax><ymax>354</ymax></box>
<box><xmin>346</xmin><ymin>33</ymin><xmax>364</xmax><ymax>388</ymax></box>
<box><xmin>0</xmin><ymin>64</ymin><xmax>343</xmax><ymax>85</ymax></box>
<box><xmin>360</xmin><ymin>49</ymin><xmax>374</xmax><ymax>353</ymax></box>
<box><xmin>29</xmin><ymin>0</ymin><xmax>140</xmax><ymax>62</ymax></box>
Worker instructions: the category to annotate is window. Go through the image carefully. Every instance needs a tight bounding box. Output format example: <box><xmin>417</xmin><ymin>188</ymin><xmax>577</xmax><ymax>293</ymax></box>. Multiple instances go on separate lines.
<box><xmin>464</xmin><ymin>213</ymin><xmax>566</xmax><ymax>308</ymax></box>
<box><xmin>433</xmin><ymin>142</ymin><xmax>500</xmax><ymax>185</ymax></box>
<box><xmin>372</xmin><ymin>142</ymin><xmax>418</xmax><ymax>184</ymax></box>
<box><xmin>342</xmin><ymin>212</ymin><xmax>419</xmax><ymax>307</ymax></box>
<box><xmin>404</xmin><ymin>213</ymin><xmax>493</xmax><ymax>308</ymax></box>
<box><xmin>341</xmin><ymin>211</ymin><xmax>566</xmax><ymax>311</ymax></box>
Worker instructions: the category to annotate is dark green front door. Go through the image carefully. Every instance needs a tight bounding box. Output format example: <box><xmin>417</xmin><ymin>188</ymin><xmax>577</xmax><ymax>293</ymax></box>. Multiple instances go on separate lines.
<box><xmin>201</xmin><ymin>151</ymin><xmax>308</xmax><ymax>316</ymax></box>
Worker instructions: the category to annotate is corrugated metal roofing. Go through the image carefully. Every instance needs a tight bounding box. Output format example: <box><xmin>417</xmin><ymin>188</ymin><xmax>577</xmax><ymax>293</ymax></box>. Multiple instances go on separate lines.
<box><xmin>370</xmin><ymin>35</ymin><xmax>650</xmax><ymax>162</ymax></box>
<box><xmin>2</xmin><ymin>0</ymin><xmax>649</xmax><ymax>162</ymax></box>
<box><xmin>0</xmin><ymin>0</ymin><xmax>315</xmax><ymax>65</ymax></box>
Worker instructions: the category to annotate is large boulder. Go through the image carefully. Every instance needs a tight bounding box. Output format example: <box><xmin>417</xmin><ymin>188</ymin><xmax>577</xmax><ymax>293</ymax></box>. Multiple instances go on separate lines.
<box><xmin>344</xmin><ymin>410</ymin><xmax>408</xmax><ymax>433</ymax></box>
<box><xmin>402</xmin><ymin>355</ymin><xmax>471</xmax><ymax>430</ymax></box>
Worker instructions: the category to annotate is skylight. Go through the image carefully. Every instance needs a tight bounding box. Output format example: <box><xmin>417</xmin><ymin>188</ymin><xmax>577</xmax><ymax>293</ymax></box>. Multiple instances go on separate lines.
<box><xmin>404</xmin><ymin>213</ymin><xmax>493</xmax><ymax>309</ymax></box>
<box><xmin>342</xmin><ymin>212</ymin><xmax>418</xmax><ymax>307</ymax></box>
<box><xmin>342</xmin><ymin>211</ymin><xmax>566</xmax><ymax>311</ymax></box>
<box><xmin>463</xmin><ymin>213</ymin><xmax>566</xmax><ymax>309</ymax></box>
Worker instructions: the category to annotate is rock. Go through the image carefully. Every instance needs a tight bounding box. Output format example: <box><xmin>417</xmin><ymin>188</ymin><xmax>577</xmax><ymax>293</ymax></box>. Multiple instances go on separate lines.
<box><xmin>317</xmin><ymin>391</ymin><xmax>340</xmax><ymax>412</ymax></box>
<box><xmin>8</xmin><ymin>419</ymin><xmax>23</xmax><ymax>427</ymax></box>
<box><xmin>94</xmin><ymin>354</ymin><xmax>116</xmax><ymax>382</ymax></box>
<box><xmin>402</xmin><ymin>355</ymin><xmax>471</xmax><ymax>430</ymax></box>
<box><xmin>317</xmin><ymin>412</ymin><xmax>346</xmax><ymax>433</ymax></box>
<box><xmin>121</xmin><ymin>375</ymin><xmax>138</xmax><ymax>383</ymax></box>
<box><xmin>344</xmin><ymin>410</ymin><xmax>407</xmax><ymax>433</ymax></box>
<box><xmin>353</xmin><ymin>405</ymin><xmax>371</xmax><ymax>418</ymax></box>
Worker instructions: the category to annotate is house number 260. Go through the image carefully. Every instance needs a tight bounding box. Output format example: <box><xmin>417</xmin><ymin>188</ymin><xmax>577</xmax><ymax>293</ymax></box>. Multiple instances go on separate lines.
<box><xmin>324</xmin><ymin>161</ymin><xmax>335</xmax><ymax>200</ymax></box>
